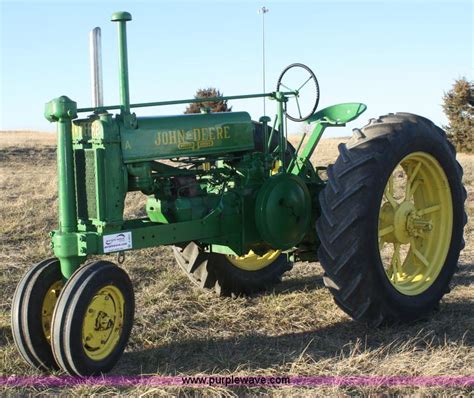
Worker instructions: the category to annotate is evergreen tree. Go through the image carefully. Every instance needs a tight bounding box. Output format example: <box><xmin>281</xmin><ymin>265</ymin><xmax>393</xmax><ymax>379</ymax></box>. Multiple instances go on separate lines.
<box><xmin>442</xmin><ymin>78</ymin><xmax>473</xmax><ymax>152</ymax></box>
<box><xmin>184</xmin><ymin>88</ymin><xmax>232</xmax><ymax>114</ymax></box>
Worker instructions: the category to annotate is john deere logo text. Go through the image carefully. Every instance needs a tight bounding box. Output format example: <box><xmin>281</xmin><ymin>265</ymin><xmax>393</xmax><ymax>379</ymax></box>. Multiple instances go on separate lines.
<box><xmin>155</xmin><ymin>126</ymin><xmax>231</xmax><ymax>151</ymax></box>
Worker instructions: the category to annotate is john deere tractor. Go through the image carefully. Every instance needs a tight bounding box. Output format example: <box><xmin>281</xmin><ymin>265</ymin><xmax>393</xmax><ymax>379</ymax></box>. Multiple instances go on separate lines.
<box><xmin>12</xmin><ymin>12</ymin><xmax>467</xmax><ymax>376</ymax></box>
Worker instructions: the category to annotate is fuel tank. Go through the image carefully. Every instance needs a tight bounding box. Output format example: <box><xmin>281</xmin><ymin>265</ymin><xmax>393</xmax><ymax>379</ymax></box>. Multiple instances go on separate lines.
<box><xmin>120</xmin><ymin>112</ymin><xmax>254</xmax><ymax>163</ymax></box>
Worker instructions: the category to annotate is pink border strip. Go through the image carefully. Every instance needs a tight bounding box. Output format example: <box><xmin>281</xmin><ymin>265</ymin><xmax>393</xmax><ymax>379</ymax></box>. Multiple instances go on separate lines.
<box><xmin>0</xmin><ymin>375</ymin><xmax>473</xmax><ymax>388</ymax></box>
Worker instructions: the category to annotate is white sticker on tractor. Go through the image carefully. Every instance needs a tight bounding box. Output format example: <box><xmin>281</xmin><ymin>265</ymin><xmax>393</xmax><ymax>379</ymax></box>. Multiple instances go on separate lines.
<box><xmin>103</xmin><ymin>232</ymin><xmax>132</xmax><ymax>253</ymax></box>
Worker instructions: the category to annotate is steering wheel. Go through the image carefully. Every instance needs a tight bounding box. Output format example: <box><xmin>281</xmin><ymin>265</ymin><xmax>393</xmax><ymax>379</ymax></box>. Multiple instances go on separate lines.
<box><xmin>276</xmin><ymin>63</ymin><xmax>320</xmax><ymax>122</ymax></box>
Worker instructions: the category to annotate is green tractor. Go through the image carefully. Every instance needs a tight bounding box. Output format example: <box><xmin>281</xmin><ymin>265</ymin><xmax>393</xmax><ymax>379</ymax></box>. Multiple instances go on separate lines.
<box><xmin>12</xmin><ymin>12</ymin><xmax>467</xmax><ymax>376</ymax></box>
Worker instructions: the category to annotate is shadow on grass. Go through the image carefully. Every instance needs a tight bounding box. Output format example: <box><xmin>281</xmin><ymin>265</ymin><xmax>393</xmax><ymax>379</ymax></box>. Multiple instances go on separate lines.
<box><xmin>273</xmin><ymin>274</ymin><xmax>325</xmax><ymax>294</ymax></box>
<box><xmin>0</xmin><ymin>325</ymin><xmax>12</xmax><ymax>347</ymax></box>
<box><xmin>114</xmin><ymin>259</ymin><xmax>473</xmax><ymax>375</ymax></box>
<box><xmin>451</xmin><ymin>260</ymin><xmax>474</xmax><ymax>288</ymax></box>
<box><xmin>118</xmin><ymin>298</ymin><xmax>473</xmax><ymax>376</ymax></box>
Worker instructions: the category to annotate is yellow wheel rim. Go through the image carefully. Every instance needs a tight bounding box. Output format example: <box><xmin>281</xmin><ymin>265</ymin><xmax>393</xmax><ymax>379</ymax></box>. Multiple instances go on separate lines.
<box><xmin>41</xmin><ymin>280</ymin><xmax>63</xmax><ymax>342</ymax></box>
<box><xmin>378</xmin><ymin>152</ymin><xmax>453</xmax><ymax>295</ymax></box>
<box><xmin>227</xmin><ymin>250</ymin><xmax>281</xmax><ymax>271</ymax></box>
<box><xmin>82</xmin><ymin>285</ymin><xmax>125</xmax><ymax>361</ymax></box>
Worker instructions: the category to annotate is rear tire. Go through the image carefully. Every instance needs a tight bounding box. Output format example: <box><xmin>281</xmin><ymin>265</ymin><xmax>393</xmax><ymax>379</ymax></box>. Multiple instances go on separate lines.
<box><xmin>317</xmin><ymin>113</ymin><xmax>467</xmax><ymax>325</ymax></box>
<box><xmin>173</xmin><ymin>243</ymin><xmax>292</xmax><ymax>296</ymax></box>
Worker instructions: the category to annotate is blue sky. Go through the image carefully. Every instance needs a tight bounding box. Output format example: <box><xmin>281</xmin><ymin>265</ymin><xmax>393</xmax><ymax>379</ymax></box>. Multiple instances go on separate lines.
<box><xmin>0</xmin><ymin>0</ymin><xmax>472</xmax><ymax>136</ymax></box>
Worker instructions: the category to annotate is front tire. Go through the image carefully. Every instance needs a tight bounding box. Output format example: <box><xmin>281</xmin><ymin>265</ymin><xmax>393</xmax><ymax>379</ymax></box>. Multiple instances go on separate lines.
<box><xmin>317</xmin><ymin>113</ymin><xmax>467</xmax><ymax>325</ymax></box>
<box><xmin>11</xmin><ymin>258</ymin><xmax>63</xmax><ymax>370</ymax></box>
<box><xmin>51</xmin><ymin>261</ymin><xmax>134</xmax><ymax>375</ymax></box>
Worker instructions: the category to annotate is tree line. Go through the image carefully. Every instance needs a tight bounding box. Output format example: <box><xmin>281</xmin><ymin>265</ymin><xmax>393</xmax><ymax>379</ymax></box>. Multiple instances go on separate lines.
<box><xmin>186</xmin><ymin>79</ymin><xmax>473</xmax><ymax>153</ymax></box>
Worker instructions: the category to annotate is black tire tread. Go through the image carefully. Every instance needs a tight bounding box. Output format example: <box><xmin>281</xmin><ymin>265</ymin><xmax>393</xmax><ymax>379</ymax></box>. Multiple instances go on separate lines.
<box><xmin>316</xmin><ymin>112</ymin><xmax>467</xmax><ymax>326</ymax></box>
<box><xmin>173</xmin><ymin>243</ymin><xmax>292</xmax><ymax>297</ymax></box>
<box><xmin>11</xmin><ymin>258</ymin><xmax>62</xmax><ymax>370</ymax></box>
<box><xmin>51</xmin><ymin>261</ymin><xmax>134</xmax><ymax>376</ymax></box>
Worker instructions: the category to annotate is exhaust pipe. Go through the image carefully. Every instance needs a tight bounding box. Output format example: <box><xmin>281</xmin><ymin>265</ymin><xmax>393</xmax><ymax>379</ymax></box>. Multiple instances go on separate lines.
<box><xmin>89</xmin><ymin>27</ymin><xmax>104</xmax><ymax>108</ymax></box>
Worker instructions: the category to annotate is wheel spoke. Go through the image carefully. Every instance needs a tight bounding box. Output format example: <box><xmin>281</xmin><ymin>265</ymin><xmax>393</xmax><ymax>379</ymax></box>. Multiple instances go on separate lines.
<box><xmin>406</xmin><ymin>179</ymin><xmax>422</xmax><ymax>200</ymax></box>
<box><xmin>295</xmin><ymin>96</ymin><xmax>303</xmax><ymax>119</ymax></box>
<box><xmin>384</xmin><ymin>175</ymin><xmax>398</xmax><ymax>208</ymax></box>
<box><xmin>378</xmin><ymin>225</ymin><xmax>394</xmax><ymax>238</ymax></box>
<box><xmin>387</xmin><ymin>265</ymin><xmax>394</xmax><ymax>280</ymax></box>
<box><xmin>297</xmin><ymin>75</ymin><xmax>314</xmax><ymax>92</ymax></box>
<box><xmin>413</xmin><ymin>246</ymin><xmax>429</xmax><ymax>268</ymax></box>
<box><xmin>379</xmin><ymin>238</ymin><xmax>385</xmax><ymax>252</ymax></box>
<box><xmin>407</xmin><ymin>237</ymin><xmax>423</xmax><ymax>276</ymax></box>
<box><xmin>391</xmin><ymin>243</ymin><xmax>401</xmax><ymax>283</ymax></box>
<box><xmin>417</xmin><ymin>204</ymin><xmax>441</xmax><ymax>216</ymax></box>
<box><xmin>279</xmin><ymin>83</ymin><xmax>294</xmax><ymax>93</ymax></box>
<box><xmin>405</xmin><ymin>161</ymin><xmax>421</xmax><ymax>198</ymax></box>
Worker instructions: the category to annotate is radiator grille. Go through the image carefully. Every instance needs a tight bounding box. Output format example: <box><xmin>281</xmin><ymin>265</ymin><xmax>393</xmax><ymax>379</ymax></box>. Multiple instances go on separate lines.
<box><xmin>75</xmin><ymin>149</ymin><xmax>97</xmax><ymax>220</ymax></box>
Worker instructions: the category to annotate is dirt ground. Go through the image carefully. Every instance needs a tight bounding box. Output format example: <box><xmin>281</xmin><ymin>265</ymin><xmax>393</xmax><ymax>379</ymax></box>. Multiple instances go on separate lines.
<box><xmin>0</xmin><ymin>131</ymin><xmax>472</xmax><ymax>396</ymax></box>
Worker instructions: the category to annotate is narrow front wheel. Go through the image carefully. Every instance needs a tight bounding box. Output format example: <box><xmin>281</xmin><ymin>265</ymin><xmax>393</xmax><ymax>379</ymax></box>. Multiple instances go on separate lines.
<box><xmin>51</xmin><ymin>261</ymin><xmax>134</xmax><ymax>376</ymax></box>
<box><xmin>11</xmin><ymin>258</ymin><xmax>63</xmax><ymax>370</ymax></box>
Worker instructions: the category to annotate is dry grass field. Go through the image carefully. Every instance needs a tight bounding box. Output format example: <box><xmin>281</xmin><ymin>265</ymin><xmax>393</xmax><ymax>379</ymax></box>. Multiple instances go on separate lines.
<box><xmin>0</xmin><ymin>130</ymin><xmax>472</xmax><ymax>396</ymax></box>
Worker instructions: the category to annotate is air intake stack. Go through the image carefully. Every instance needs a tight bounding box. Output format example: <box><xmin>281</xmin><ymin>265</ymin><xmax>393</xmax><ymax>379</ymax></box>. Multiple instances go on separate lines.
<box><xmin>111</xmin><ymin>11</ymin><xmax>132</xmax><ymax>115</ymax></box>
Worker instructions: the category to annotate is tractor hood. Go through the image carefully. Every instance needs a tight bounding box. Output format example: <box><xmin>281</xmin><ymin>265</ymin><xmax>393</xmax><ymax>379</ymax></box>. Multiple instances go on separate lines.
<box><xmin>120</xmin><ymin>112</ymin><xmax>254</xmax><ymax>163</ymax></box>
